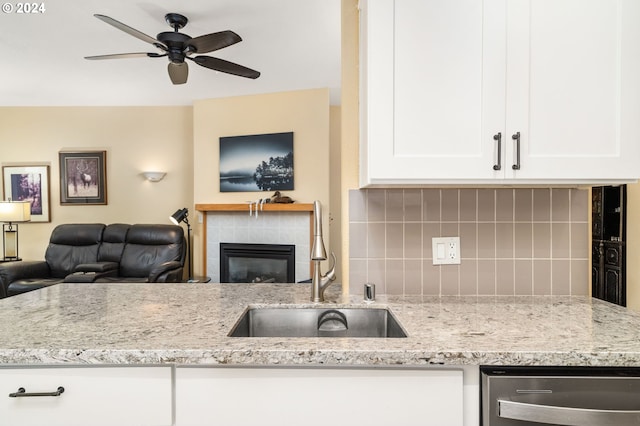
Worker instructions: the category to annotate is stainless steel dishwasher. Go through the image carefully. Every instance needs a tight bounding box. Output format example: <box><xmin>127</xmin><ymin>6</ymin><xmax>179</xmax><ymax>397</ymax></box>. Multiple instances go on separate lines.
<box><xmin>481</xmin><ymin>366</ymin><xmax>640</xmax><ymax>426</ymax></box>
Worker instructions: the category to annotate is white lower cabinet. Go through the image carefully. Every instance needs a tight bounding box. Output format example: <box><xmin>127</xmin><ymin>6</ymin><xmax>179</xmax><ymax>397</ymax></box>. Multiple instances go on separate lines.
<box><xmin>175</xmin><ymin>367</ymin><xmax>464</xmax><ymax>426</ymax></box>
<box><xmin>0</xmin><ymin>366</ymin><xmax>173</xmax><ymax>426</ymax></box>
<box><xmin>0</xmin><ymin>364</ymin><xmax>477</xmax><ymax>426</ymax></box>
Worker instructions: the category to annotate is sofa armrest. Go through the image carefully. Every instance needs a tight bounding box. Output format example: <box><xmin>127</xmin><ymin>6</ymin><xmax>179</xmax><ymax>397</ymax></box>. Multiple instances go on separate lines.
<box><xmin>64</xmin><ymin>272</ymin><xmax>99</xmax><ymax>283</ymax></box>
<box><xmin>0</xmin><ymin>261</ymin><xmax>51</xmax><ymax>282</ymax></box>
<box><xmin>74</xmin><ymin>262</ymin><xmax>119</xmax><ymax>273</ymax></box>
<box><xmin>65</xmin><ymin>262</ymin><xmax>119</xmax><ymax>282</ymax></box>
<box><xmin>64</xmin><ymin>268</ymin><xmax>118</xmax><ymax>283</ymax></box>
<box><xmin>149</xmin><ymin>261</ymin><xmax>183</xmax><ymax>282</ymax></box>
<box><xmin>0</xmin><ymin>261</ymin><xmax>51</xmax><ymax>298</ymax></box>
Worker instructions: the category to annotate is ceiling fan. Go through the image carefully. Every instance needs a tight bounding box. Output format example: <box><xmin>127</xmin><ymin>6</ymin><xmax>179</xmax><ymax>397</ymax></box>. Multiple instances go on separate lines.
<box><xmin>85</xmin><ymin>13</ymin><xmax>261</xmax><ymax>85</ymax></box>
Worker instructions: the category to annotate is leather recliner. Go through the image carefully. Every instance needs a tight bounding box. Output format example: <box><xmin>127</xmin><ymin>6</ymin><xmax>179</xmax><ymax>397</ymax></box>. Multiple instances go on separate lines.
<box><xmin>0</xmin><ymin>223</ymin><xmax>186</xmax><ymax>298</ymax></box>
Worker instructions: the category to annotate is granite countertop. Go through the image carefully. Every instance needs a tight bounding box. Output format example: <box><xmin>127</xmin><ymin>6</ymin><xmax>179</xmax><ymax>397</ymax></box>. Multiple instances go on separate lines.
<box><xmin>1</xmin><ymin>283</ymin><xmax>640</xmax><ymax>367</ymax></box>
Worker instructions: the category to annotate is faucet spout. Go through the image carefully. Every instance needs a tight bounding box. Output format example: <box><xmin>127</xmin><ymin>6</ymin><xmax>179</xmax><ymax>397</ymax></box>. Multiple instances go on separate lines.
<box><xmin>310</xmin><ymin>200</ymin><xmax>337</xmax><ymax>302</ymax></box>
<box><xmin>311</xmin><ymin>200</ymin><xmax>327</xmax><ymax>261</ymax></box>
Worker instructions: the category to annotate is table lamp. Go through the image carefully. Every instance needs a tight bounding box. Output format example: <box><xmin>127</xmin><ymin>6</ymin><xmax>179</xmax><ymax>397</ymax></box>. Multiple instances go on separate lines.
<box><xmin>0</xmin><ymin>201</ymin><xmax>31</xmax><ymax>261</ymax></box>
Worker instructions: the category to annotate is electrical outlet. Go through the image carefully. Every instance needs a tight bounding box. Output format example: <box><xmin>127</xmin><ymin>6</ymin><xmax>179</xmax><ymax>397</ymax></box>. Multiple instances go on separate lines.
<box><xmin>432</xmin><ymin>237</ymin><xmax>460</xmax><ymax>265</ymax></box>
<box><xmin>448</xmin><ymin>241</ymin><xmax>457</xmax><ymax>259</ymax></box>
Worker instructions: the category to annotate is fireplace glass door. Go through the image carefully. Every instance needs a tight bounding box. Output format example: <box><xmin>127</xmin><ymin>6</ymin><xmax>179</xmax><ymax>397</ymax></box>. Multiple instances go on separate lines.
<box><xmin>220</xmin><ymin>243</ymin><xmax>295</xmax><ymax>283</ymax></box>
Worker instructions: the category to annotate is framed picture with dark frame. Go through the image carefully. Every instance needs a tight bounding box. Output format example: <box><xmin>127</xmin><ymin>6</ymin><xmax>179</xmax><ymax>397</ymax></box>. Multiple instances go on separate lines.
<box><xmin>2</xmin><ymin>165</ymin><xmax>51</xmax><ymax>222</ymax></box>
<box><xmin>219</xmin><ymin>132</ymin><xmax>294</xmax><ymax>192</ymax></box>
<box><xmin>59</xmin><ymin>151</ymin><xmax>107</xmax><ymax>205</ymax></box>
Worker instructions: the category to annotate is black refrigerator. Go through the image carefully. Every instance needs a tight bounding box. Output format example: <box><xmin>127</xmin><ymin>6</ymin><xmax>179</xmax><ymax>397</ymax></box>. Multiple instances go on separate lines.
<box><xmin>592</xmin><ymin>185</ymin><xmax>626</xmax><ymax>306</ymax></box>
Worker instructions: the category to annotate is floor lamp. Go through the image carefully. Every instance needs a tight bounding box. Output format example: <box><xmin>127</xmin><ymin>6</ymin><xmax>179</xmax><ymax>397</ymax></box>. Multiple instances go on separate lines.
<box><xmin>0</xmin><ymin>201</ymin><xmax>31</xmax><ymax>261</ymax></box>
<box><xmin>170</xmin><ymin>207</ymin><xmax>192</xmax><ymax>280</ymax></box>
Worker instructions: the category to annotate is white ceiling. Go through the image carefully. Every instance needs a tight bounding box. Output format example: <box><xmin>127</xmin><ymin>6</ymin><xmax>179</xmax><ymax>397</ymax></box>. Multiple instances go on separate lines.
<box><xmin>2</xmin><ymin>0</ymin><xmax>341</xmax><ymax>106</ymax></box>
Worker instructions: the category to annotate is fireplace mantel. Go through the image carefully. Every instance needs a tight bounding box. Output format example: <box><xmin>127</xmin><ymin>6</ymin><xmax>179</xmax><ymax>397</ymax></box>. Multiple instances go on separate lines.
<box><xmin>195</xmin><ymin>203</ymin><xmax>313</xmax><ymax>212</ymax></box>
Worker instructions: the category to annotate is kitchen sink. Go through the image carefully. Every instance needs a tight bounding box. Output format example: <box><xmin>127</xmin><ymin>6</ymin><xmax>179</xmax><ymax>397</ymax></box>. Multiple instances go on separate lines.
<box><xmin>228</xmin><ymin>306</ymin><xmax>407</xmax><ymax>338</ymax></box>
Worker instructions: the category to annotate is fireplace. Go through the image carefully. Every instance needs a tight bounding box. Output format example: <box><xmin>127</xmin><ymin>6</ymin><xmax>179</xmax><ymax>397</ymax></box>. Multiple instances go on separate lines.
<box><xmin>220</xmin><ymin>243</ymin><xmax>295</xmax><ymax>283</ymax></box>
<box><xmin>200</xmin><ymin>208</ymin><xmax>312</xmax><ymax>283</ymax></box>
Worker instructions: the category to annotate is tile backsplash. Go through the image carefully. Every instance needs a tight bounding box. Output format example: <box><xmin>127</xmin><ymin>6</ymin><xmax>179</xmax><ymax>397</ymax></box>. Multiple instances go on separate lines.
<box><xmin>349</xmin><ymin>188</ymin><xmax>589</xmax><ymax>296</ymax></box>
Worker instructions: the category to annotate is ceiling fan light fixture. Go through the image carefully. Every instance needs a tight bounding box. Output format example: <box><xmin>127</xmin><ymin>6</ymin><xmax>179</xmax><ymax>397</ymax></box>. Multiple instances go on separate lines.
<box><xmin>168</xmin><ymin>62</ymin><xmax>188</xmax><ymax>85</ymax></box>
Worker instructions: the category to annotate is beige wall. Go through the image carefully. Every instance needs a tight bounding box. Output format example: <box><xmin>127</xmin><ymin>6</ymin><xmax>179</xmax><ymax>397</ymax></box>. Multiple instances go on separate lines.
<box><xmin>0</xmin><ymin>107</ymin><xmax>193</xmax><ymax>261</ymax></box>
<box><xmin>329</xmin><ymin>106</ymin><xmax>343</xmax><ymax>280</ymax></box>
<box><xmin>192</xmin><ymin>89</ymin><xmax>333</xmax><ymax>276</ymax></box>
<box><xmin>340</xmin><ymin>0</ymin><xmax>360</xmax><ymax>293</ymax></box>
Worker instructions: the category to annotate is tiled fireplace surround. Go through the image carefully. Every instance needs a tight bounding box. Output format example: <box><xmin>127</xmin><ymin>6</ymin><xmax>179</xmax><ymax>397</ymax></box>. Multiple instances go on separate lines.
<box><xmin>205</xmin><ymin>211</ymin><xmax>311</xmax><ymax>284</ymax></box>
<box><xmin>349</xmin><ymin>188</ymin><xmax>589</xmax><ymax>296</ymax></box>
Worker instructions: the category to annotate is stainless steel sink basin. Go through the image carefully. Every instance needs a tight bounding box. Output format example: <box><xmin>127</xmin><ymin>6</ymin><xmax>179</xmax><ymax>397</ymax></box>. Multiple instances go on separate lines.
<box><xmin>228</xmin><ymin>306</ymin><xmax>407</xmax><ymax>338</ymax></box>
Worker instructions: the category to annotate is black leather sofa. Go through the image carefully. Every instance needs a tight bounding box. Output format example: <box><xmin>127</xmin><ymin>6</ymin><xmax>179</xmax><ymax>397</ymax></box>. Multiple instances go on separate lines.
<box><xmin>0</xmin><ymin>223</ymin><xmax>185</xmax><ymax>298</ymax></box>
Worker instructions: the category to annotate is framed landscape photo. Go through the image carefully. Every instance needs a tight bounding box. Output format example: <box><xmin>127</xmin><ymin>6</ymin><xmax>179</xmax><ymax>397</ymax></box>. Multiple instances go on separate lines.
<box><xmin>219</xmin><ymin>132</ymin><xmax>294</xmax><ymax>193</ymax></box>
<box><xmin>2</xmin><ymin>165</ymin><xmax>51</xmax><ymax>222</ymax></box>
<box><xmin>59</xmin><ymin>151</ymin><xmax>107</xmax><ymax>205</ymax></box>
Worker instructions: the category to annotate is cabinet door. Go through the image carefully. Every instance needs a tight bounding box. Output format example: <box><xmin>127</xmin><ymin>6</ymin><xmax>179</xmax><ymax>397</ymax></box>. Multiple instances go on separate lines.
<box><xmin>0</xmin><ymin>366</ymin><xmax>172</xmax><ymax>426</ymax></box>
<box><xmin>360</xmin><ymin>0</ymin><xmax>506</xmax><ymax>186</ymax></box>
<box><xmin>360</xmin><ymin>0</ymin><xmax>640</xmax><ymax>186</ymax></box>
<box><xmin>176</xmin><ymin>367</ymin><xmax>463</xmax><ymax>426</ymax></box>
<box><xmin>505</xmin><ymin>0</ymin><xmax>640</xmax><ymax>181</ymax></box>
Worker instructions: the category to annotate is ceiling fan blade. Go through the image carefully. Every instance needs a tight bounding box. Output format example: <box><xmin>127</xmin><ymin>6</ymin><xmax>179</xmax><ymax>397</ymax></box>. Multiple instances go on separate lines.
<box><xmin>94</xmin><ymin>14</ymin><xmax>161</xmax><ymax>46</ymax></box>
<box><xmin>85</xmin><ymin>52</ymin><xmax>165</xmax><ymax>60</ymax></box>
<box><xmin>189</xmin><ymin>30</ymin><xmax>242</xmax><ymax>54</ymax></box>
<box><xmin>192</xmin><ymin>56</ymin><xmax>260</xmax><ymax>79</ymax></box>
<box><xmin>168</xmin><ymin>62</ymin><xmax>189</xmax><ymax>85</ymax></box>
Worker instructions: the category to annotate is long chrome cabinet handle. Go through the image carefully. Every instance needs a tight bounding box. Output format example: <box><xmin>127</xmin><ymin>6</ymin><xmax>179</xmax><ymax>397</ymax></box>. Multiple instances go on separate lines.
<box><xmin>492</xmin><ymin>132</ymin><xmax>502</xmax><ymax>170</ymax></box>
<box><xmin>9</xmin><ymin>386</ymin><xmax>65</xmax><ymax>397</ymax></box>
<box><xmin>499</xmin><ymin>399</ymin><xmax>640</xmax><ymax>426</ymax></box>
<box><xmin>512</xmin><ymin>131</ymin><xmax>521</xmax><ymax>170</ymax></box>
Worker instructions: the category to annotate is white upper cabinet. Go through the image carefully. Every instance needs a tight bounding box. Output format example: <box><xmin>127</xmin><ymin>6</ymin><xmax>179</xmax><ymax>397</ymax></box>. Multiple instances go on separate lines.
<box><xmin>360</xmin><ymin>0</ymin><xmax>640</xmax><ymax>186</ymax></box>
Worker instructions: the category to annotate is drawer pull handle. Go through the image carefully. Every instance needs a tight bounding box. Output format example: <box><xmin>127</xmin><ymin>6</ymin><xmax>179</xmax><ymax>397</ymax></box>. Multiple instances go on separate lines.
<box><xmin>9</xmin><ymin>386</ymin><xmax>65</xmax><ymax>398</ymax></box>
<box><xmin>499</xmin><ymin>399</ymin><xmax>640</xmax><ymax>426</ymax></box>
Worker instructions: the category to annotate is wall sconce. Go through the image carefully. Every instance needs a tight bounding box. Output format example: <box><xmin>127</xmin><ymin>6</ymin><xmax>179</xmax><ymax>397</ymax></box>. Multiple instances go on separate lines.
<box><xmin>0</xmin><ymin>201</ymin><xmax>31</xmax><ymax>261</ymax></box>
<box><xmin>170</xmin><ymin>208</ymin><xmax>192</xmax><ymax>280</ymax></box>
<box><xmin>142</xmin><ymin>171</ymin><xmax>166</xmax><ymax>182</ymax></box>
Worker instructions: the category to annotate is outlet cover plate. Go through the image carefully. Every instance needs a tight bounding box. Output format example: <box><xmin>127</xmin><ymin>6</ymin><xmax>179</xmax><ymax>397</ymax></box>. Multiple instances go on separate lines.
<box><xmin>432</xmin><ymin>237</ymin><xmax>460</xmax><ymax>265</ymax></box>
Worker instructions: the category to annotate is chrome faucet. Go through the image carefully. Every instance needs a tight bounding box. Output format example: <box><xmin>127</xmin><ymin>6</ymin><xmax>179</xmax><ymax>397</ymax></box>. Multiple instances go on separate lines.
<box><xmin>311</xmin><ymin>200</ymin><xmax>336</xmax><ymax>302</ymax></box>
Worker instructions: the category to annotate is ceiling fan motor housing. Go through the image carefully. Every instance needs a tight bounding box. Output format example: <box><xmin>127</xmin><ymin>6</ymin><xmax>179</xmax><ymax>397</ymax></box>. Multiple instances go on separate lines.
<box><xmin>157</xmin><ymin>31</ymin><xmax>192</xmax><ymax>63</ymax></box>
